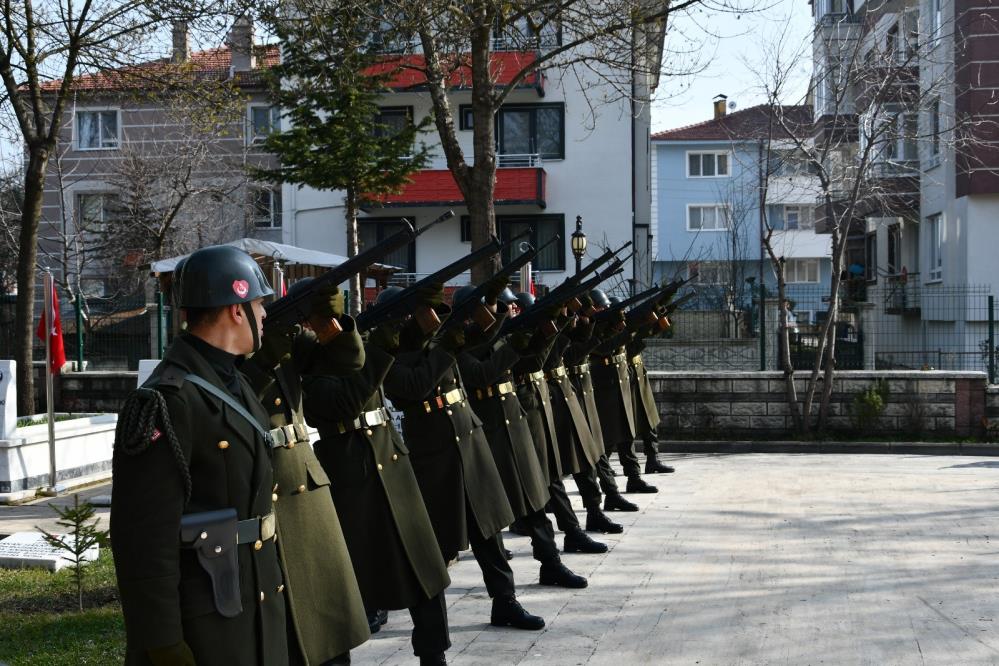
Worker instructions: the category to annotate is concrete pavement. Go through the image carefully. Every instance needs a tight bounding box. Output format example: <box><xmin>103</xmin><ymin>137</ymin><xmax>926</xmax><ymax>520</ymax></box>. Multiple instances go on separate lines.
<box><xmin>0</xmin><ymin>482</ymin><xmax>110</xmax><ymax>536</ymax></box>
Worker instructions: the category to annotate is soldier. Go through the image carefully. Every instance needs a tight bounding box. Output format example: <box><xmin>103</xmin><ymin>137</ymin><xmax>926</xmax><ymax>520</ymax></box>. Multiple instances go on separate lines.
<box><xmin>382</xmin><ymin>286</ymin><xmax>550</xmax><ymax>632</ymax></box>
<box><xmin>454</xmin><ymin>283</ymin><xmax>589</xmax><ymax>587</ymax></box>
<box><xmin>241</xmin><ymin>278</ymin><xmax>371</xmax><ymax>665</ymax></box>
<box><xmin>627</xmin><ymin>330</ymin><xmax>675</xmax><ymax>475</ymax></box>
<box><xmin>589</xmin><ymin>291</ymin><xmax>659</xmax><ymax>497</ymax></box>
<box><xmin>509</xmin><ymin>292</ymin><xmax>610</xmax><ymax>551</ymax></box>
<box><xmin>111</xmin><ymin>246</ymin><xmax>287</xmax><ymax>665</ymax></box>
<box><xmin>298</xmin><ymin>294</ymin><xmax>452</xmax><ymax>666</ymax></box>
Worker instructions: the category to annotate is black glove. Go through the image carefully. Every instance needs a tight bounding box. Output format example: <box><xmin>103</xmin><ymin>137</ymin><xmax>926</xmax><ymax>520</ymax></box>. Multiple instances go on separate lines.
<box><xmin>434</xmin><ymin>325</ymin><xmax>465</xmax><ymax>352</ymax></box>
<box><xmin>147</xmin><ymin>641</ymin><xmax>196</xmax><ymax>666</ymax></box>
<box><xmin>254</xmin><ymin>325</ymin><xmax>297</xmax><ymax>369</ymax></box>
<box><xmin>367</xmin><ymin>322</ymin><xmax>401</xmax><ymax>353</ymax></box>
<box><xmin>310</xmin><ymin>285</ymin><xmax>345</xmax><ymax>320</ymax></box>
<box><xmin>484</xmin><ymin>275</ymin><xmax>510</xmax><ymax>305</ymax></box>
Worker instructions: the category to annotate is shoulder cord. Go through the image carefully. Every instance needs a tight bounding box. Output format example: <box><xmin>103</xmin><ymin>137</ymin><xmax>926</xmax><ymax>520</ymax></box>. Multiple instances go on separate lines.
<box><xmin>114</xmin><ymin>388</ymin><xmax>192</xmax><ymax>505</ymax></box>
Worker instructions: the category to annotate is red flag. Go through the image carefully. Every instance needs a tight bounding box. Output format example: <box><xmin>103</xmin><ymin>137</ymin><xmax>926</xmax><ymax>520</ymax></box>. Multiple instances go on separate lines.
<box><xmin>35</xmin><ymin>283</ymin><xmax>66</xmax><ymax>374</ymax></box>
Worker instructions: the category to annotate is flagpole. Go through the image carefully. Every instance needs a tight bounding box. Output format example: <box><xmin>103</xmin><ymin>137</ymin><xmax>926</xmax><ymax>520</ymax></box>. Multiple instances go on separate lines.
<box><xmin>44</xmin><ymin>270</ymin><xmax>58</xmax><ymax>495</ymax></box>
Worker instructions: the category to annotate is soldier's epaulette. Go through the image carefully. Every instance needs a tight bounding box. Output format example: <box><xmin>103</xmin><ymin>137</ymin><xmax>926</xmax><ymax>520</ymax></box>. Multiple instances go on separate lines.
<box><xmin>152</xmin><ymin>364</ymin><xmax>186</xmax><ymax>390</ymax></box>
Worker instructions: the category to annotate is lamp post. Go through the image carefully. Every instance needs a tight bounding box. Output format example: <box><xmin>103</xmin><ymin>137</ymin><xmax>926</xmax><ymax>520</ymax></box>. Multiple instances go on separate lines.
<box><xmin>571</xmin><ymin>215</ymin><xmax>587</xmax><ymax>275</ymax></box>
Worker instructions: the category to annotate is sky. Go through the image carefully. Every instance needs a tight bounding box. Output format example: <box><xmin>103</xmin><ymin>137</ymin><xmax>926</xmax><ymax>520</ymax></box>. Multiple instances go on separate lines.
<box><xmin>650</xmin><ymin>0</ymin><xmax>815</xmax><ymax>134</ymax></box>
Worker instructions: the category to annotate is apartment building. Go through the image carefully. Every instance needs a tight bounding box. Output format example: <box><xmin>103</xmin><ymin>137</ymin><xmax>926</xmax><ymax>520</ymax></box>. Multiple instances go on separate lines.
<box><xmin>283</xmin><ymin>23</ymin><xmax>665</xmax><ymax>294</ymax></box>
<box><xmin>652</xmin><ymin>100</ymin><xmax>832</xmax><ymax>327</ymax></box>
<box><xmin>36</xmin><ymin>19</ymin><xmax>280</xmax><ymax>302</ymax></box>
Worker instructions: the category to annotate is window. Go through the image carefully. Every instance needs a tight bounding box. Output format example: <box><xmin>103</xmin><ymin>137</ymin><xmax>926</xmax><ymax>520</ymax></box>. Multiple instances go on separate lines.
<box><xmin>497</xmin><ymin>215</ymin><xmax>564</xmax><ymax>271</ymax></box>
<box><xmin>496</xmin><ymin>104</ymin><xmax>564</xmax><ymax>160</ymax></box>
<box><xmin>786</xmin><ymin>258</ymin><xmax>821</xmax><ymax>283</ymax></box>
<box><xmin>930</xmin><ymin>0</ymin><xmax>942</xmax><ymax>41</ymax></box>
<box><xmin>928</xmin><ymin>99</ymin><xmax>941</xmax><ymax>163</ymax></box>
<box><xmin>492</xmin><ymin>14</ymin><xmax>562</xmax><ymax>50</ymax></box>
<box><xmin>687</xmin><ymin>204</ymin><xmax>730</xmax><ymax>231</ymax></box>
<box><xmin>769</xmin><ymin>149</ymin><xmax>815</xmax><ymax>177</ymax></box>
<box><xmin>249</xmin><ymin>105</ymin><xmax>280</xmax><ymax>142</ymax></box>
<box><xmin>249</xmin><ymin>188</ymin><xmax>282</xmax><ymax>228</ymax></box>
<box><xmin>76</xmin><ymin>110</ymin><xmax>119</xmax><ymax>150</ymax></box>
<box><xmin>359</xmin><ymin>218</ymin><xmax>415</xmax><ymax>272</ymax></box>
<box><xmin>783</xmin><ymin>205</ymin><xmax>814</xmax><ymax>231</ymax></box>
<box><xmin>687</xmin><ymin>261</ymin><xmax>731</xmax><ymax>285</ymax></box>
<box><xmin>374</xmin><ymin>107</ymin><xmax>412</xmax><ymax>138</ymax></box>
<box><xmin>887</xmin><ymin>224</ymin><xmax>901</xmax><ymax>274</ymax></box>
<box><xmin>927</xmin><ymin>213</ymin><xmax>943</xmax><ymax>281</ymax></box>
<box><xmin>686</xmin><ymin>152</ymin><xmax>729</xmax><ymax>177</ymax></box>
<box><xmin>77</xmin><ymin>193</ymin><xmax>115</xmax><ymax>232</ymax></box>
<box><xmin>886</xmin><ymin>23</ymin><xmax>899</xmax><ymax>62</ymax></box>
<box><xmin>865</xmin><ymin>232</ymin><xmax>878</xmax><ymax>281</ymax></box>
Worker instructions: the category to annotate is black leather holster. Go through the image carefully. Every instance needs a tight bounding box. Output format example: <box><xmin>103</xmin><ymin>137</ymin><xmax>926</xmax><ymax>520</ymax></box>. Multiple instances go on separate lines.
<box><xmin>180</xmin><ymin>508</ymin><xmax>242</xmax><ymax>618</ymax></box>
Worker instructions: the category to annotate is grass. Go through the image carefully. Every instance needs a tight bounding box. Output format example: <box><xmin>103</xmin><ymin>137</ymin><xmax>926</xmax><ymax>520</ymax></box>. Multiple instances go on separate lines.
<box><xmin>15</xmin><ymin>414</ymin><xmax>95</xmax><ymax>428</ymax></box>
<box><xmin>0</xmin><ymin>550</ymin><xmax>125</xmax><ymax>665</ymax></box>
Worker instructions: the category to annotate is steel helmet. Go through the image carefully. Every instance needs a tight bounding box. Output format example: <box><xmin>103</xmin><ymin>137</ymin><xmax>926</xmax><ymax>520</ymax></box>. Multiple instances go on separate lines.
<box><xmin>374</xmin><ymin>286</ymin><xmax>404</xmax><ymax>306</ymax></box>
<box><xmin>452</xmin><ymin>285</ymin><xmax>478</xmax><ymax>304</ymax></box>
<box><xmin>176</xmin><ymin>245</ymin><xmax>273</xmax><ymax>308</ymax></box>
<box><xmin>497</xmin><ymin>287</ymin><xmax>517</xmax><ymax>305</ymax></box>
<box><xmin>589</xmin><ymin>288</ymin><xmax>611</xmax><ymax>309</ymax></box>
<box><xmin>514</xmin><ymin>292</ymin><xmax>535</xmax><ymax>310</ymax></box>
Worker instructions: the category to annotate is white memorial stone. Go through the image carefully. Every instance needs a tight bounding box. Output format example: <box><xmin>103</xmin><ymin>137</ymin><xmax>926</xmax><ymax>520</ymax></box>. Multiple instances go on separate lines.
<box><xmin>0</xmin><ymin>360</ymin><xmax>15</xmax><ymax>440</ymax></box>
<box><xmin>0</xmin><ymin>531</ymin><xmax>98</xmax><ymax>572</ymax></box>
<box><xmin>137</xmin><ymin>359</ymin><xmax>160</xmax><ymax>388</ymax></box>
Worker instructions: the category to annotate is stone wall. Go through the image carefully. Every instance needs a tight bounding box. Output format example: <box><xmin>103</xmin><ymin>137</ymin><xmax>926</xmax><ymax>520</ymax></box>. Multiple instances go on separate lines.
<box><xmin>649</xmin><ymin>371</ymin><xmax>988</xmax><ymax>440</ymax></box>
<box><xmin>32</xmin><ymin>365</ymin><xmax>137</xmax><ymax>414</ymax></box>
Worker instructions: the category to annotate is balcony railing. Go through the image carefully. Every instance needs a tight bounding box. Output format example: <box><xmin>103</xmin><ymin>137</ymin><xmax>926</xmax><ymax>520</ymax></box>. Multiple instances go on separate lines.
<box><xmin>884</xmin><ymin>271</ymin><xmax>921</xmax><ymax>315</ymax></box>
<box><xmin>818</xmin><ymin>12</ymin><xmax>863</xmax><ymax>26</ymax></box>
<box><xmin>498</xmin><ymin>153</ymin><xmax>543</xmax><ymax>168</ymax></box>
<box><xmin>869</xmin><ymin>160</ymin><xmax>919</xmax><ymax>178</ymax></box>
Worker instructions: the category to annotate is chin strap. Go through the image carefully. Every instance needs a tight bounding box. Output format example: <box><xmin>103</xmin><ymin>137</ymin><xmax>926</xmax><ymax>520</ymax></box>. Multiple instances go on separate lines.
<box><xmin>242</xmin><ymin>302</ymin><xmax>261</xmax><ymax>353</ymax></box>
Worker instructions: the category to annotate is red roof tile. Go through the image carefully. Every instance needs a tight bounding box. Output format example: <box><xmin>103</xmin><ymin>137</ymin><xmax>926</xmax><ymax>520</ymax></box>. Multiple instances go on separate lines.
<box><xmin>366</xmin><ymin>51</ymin><xmax>542</xmax><ymax>91</ymax></box>
<box><xmin>38</xmin><ymin>44</ymin><xmax>280</xmax><ymax>92</ymax></box>
<box><xmin>652</xmin><ymin>105</ymin><xmax>813</xmax><ymax>141</ymax></box>
<box><xmin>367</xmin><ymin>167</ymin><xmax>546</xmax><ymax>208</ymax></box>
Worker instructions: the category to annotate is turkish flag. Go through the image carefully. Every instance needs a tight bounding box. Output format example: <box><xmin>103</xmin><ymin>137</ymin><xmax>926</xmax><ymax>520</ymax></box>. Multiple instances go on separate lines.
<box><xmin>36</xmin><ymin>283</ymin><xmax>66</xmax><ymax>374</ymax></box>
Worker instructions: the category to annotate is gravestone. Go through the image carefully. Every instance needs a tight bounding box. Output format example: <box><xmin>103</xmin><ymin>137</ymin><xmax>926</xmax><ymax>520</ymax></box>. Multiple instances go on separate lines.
<box><xmin>0</xmin><ymin>360</ymin><xmax>14</xmax><ymax>440</ymax></box>
<box><xmin>0</xmin><ymin>531</ymin><xmax>98</xmax><ymax>571</ymax></box>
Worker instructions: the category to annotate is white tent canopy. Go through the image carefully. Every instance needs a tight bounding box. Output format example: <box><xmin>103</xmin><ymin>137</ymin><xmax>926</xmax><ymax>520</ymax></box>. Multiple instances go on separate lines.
<box><xmin>149</xmin><ymin>238</ymin><xmax>400</xmax><ymax>274</ymax></box>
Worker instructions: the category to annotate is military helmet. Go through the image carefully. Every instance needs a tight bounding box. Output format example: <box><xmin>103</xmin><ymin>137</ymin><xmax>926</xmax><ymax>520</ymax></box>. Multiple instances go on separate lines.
<box><xmin>589</xmin><ymin>288</ymin><xmax>611</xmax><ymax>309</ymax></box>
<box><xmin>171</xmin><ymin>257</ymin><xmax>188</xmax><ymax>307</ymax></box>
<box><xmin>515</xmin><ymin>292</ymin><xmax>535</xmax><ymax>310</ymax></box>
<box><xmin>609</xmin><ymin>296</ymin><xmax>622</xmax><ymax>306</ymax></box>
<box><xmin>452</xmin><ymin>284</ymin><xmax>478</xmax><ymax>304</ymax></box>
<box><xmin>176</xmin><ymin>245</ymin><xmax>273</xmax><ymax>308</ymax></box>
<box><xmin>497</xmin><ymin>287</ymin><xmax>517</xmax><ymax>305</ymax></box>
<box><xmin>374</xmin><ymin>286</ymin><xmax>404</xmax><ymax>306</ymax></box>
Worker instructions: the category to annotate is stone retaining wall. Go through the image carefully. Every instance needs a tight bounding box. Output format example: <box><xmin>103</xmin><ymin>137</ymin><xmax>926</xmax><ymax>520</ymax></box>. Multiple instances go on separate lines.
<box><xmin>31</xmin><ymin>365</ymin><xmax>137</xmax><ymax>414</ymax></box>
<box><xmin>649</xmin><ymin>371</ymin><xmax>988</xmax><ymax>439</ymax></box>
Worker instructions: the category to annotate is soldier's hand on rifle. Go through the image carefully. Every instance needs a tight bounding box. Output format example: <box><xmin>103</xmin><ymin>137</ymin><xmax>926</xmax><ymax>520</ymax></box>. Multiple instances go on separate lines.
<box><xmin>254</xmin><ymin>324</ymin><xmax>298</xmax><ymax>369</ymax></box>
<box><xmin>509</xmin><ymin>330</ymin><xmax>535</xmax><ymax>352</ymax></box>
<box><xmin>308</xmin><ymin>286</ymin><xmax>346</xmax><ymax>343</ymax></box>
<box><xmin>434</xmin><ymin>324</ymin><xmax>465</xmax><ymax>353</ymax></box>
<box><xmin>367</xmin><ymin>322</ymin><xmax>401</xmax><ymax>353</ymax></box>
<box><xmin>415</xmin><ymin>282</ymin><xmax>445</xmax><ymax>307</ymax></box>
<box><xmin>483</xmin><ymin>274</ymin><xmax>510</xmax><ymax>305</ymax></box>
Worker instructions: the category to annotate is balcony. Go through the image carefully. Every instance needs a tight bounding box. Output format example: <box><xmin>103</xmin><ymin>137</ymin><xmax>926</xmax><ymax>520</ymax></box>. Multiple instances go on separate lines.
<box><xmin>365</xmin><ymin>51</ymin><xmax>545</xmax><ymax>95</ymax></box>
<box><xmin>365</xmin><ymin>163</ymin><xmax>547</xmax><ymax>209</ymax></box>
<box><xmin>817</xmin><ymin>12</ymin><xmax>863</xmax><ymax>27</ymax></box>
<box><xmin>884</xmin><ymin>272</ymin><xmax>921</xmax><ymax>316</ymax></box>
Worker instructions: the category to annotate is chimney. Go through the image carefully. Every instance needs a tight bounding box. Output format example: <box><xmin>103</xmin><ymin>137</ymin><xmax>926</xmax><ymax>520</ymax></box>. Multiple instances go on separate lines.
<box><xmin>713</xmin><ymin>94</ymin><xmax>728</xmax><ymax>120</ymax></box>
<box><xmin>171</xmin><ymin>22</ymin><xmax>189</xmax><ymax>63</ymax></box>
<box><xmin>226</xmin><ymin>16</ymin><xmax>255</xmax><ymax>73</ymax></box>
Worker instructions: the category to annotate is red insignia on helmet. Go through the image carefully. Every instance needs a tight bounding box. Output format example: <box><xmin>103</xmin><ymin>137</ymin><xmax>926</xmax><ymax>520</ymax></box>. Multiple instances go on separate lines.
<box><xmin>232</xmin><ymin>280</ymin><xmax>250</xmax><ymax>298</ymax></box>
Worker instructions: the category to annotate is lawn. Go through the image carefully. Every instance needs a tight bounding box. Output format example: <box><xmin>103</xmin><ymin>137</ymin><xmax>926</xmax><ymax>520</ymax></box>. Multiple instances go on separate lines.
<box><xmin>0</xmin><ymin>550</ymin><xmax>125</xmax><ymax>665</ymax></box>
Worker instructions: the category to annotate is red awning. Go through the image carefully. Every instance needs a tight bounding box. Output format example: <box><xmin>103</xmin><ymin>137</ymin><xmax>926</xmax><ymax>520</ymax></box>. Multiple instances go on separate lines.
<box><xmin>366</xmin><ymin>51</ymin><xmax>543</xmax><ymax>94</ymax></box>
<box><xmin>368</xmin><ymin>168</ymin><xmax>546</xmax><ymax>208</ymax></box>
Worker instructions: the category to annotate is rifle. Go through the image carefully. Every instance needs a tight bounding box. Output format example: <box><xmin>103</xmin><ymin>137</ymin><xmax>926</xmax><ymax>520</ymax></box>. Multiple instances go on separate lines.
<box><xmin>591</xmin><ymin>284</ymin><xmax>663</xmax><ymax>324</ymax></box>
<box><xmin>355</xmin><ymin>236</ymin><xmax>504</xmax><ymax>334</ymax></box>
<box><xmin>628</xmin><ymin>289</ymin><xmax>697</xmax><ymax>332</ymax></box>
<box><xmin>445</xmin><ymin>233</ymin><xmax>561</xmax><ymax>333</ymax></box>
<box><xmin>264</xmin><ymin>210</ymin><xmax>454</xmax><ymax>337</ymax></box>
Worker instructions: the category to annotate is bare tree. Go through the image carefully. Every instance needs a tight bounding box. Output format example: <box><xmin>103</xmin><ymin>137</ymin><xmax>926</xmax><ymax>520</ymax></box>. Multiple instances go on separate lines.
<box><xmin>0</xmin><ymin>0</ymin><xmax>235</xmax><ymax>413</ymax></box>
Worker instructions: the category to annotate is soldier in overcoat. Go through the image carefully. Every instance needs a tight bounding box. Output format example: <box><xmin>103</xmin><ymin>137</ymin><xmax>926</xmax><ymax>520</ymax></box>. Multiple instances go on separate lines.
<box><xmin>626</xmin><ymin>332</ymin><xmax>675</xmax><ymax>474</ymax></box>
<box><xmin>382</xmin><ymin>287</ymin><xmax>546</xmax><ymax>631</ymax></box>
<box><xmin>299</xmin><ymin>310</ymin><xmax>452</xmax><ymax>665</ymax></box>
<box><xmin>111</xmin><ymin>246</ymin><xmax>287</xmax><ymax>666</ymax></box>
<box><xmin>241</xmin><ymin>281</ymin><xmax>371</xmax><ymax>665</ymax></box>
<box><xmin>588</xmin><ymin>294</ymin><xmax>658</xmax><ymax>495</ymax></box>
<box><xmin>455</xmin><ymin>286</ymin><xmax>588</xmax><ymax>592</ymax></box>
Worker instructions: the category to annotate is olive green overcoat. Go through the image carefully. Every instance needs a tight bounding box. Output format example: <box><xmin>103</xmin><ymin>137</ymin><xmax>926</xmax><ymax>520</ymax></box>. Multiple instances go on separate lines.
<box><xmin>302</xmin><ymin>342</ymin><xmax>450</xmax><ymax>611</ymax></box>
<box><xmin>626</xmin><ymin>338</ymin><xmax>661</xmax><ymax>435</ymax></box>
<box><xmin>385</xmin><ymin>342</ymin><xmax>515</xmax><ymax>557</ymax></box>
<box><xmin>589</xmin><ymin>332</ymin><xmax>636</xmax><ymax>448</ymax></box>
<box><xmin>111</xmin><ymin>335</ymin><xmax>287</xmax><ymax>666</ymax></box>
<box><xmin>544</xmin><ymin>334</ymin><xmax>601</xmax><ymax>474</ymax></box>
<box><xmin>241</xmin><ymin>336</ymin><xmax>370</xmax><ymax>664</ymax></box>
<box><xmin>511</xmin><ymin>338</ymin><xmax>562</xmax><ymax>485</ymax></box>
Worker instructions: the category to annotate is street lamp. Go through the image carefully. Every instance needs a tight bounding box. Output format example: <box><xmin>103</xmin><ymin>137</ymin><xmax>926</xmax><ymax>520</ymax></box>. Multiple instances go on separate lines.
<box><xmin>570</xmin><ymin>215</ymin><xmax>587</xmax><ymax>275</ymax></box>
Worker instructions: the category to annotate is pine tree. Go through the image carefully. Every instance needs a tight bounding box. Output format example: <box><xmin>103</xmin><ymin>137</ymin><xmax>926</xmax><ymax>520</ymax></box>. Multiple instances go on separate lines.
<box><xmin>259</xmin><ymin>6</ymin><xmax>432</xmax><ymax>314</ymax></box>
<box><xmin>37</xmin><ymin>494</ymin><xmax>109</xmax><ymax>611</ymax></box>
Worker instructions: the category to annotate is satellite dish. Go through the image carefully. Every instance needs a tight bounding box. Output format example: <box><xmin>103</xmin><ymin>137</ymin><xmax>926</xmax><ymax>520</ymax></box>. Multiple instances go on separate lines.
<box><xmin>728</xmin><ymin>100</ymin><xmax>738</xmax><ymax>110</ymax></box>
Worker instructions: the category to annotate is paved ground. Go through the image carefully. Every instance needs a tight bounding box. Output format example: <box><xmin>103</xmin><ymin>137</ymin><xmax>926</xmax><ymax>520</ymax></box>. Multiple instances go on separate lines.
<box><xmin>5</xmin><ymin>452</ymin><xmax>999</xmax><ymax>664</ymax></box>
<box><xmin>0</xmin><ymin>482</ymin><xmax>110</xmax><ymax>536</ymax></box>
<box><xmin>354</xmin><ymin>453</ymin><xmax>999</xmax><ymax>665</ymax></box>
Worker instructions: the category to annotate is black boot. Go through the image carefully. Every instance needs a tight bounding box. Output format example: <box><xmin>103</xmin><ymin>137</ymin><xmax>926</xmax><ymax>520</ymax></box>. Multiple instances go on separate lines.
<box><xmin>366</xmin><ymin>609</ymin><xmax>388</xmax><ymax>634</ymax></box>
<box><xmin>490</xmin><ymin>595</ymin><xmax>546</xmax><ymax>630</ymax></box>
<box><xmin>539</xmin><ymin>562</ymin><xmax>588</xmax><ymax>588</ymax></box>
<box><xmin>585</xmin><ymin>508</ymin><xmax>624</xmax><ymax>533</ymax></box>
<box><xmin>564</xmin><ymin>527</ymin><xmax>609</xmax><ymax>553</ymax></box>
<box><xmin>603</xmin><ymin>493</ymin><xmax>639</xmax><ymax>512</ymax></box>
<box><xmin>504</xmin><ymin>548</ymin><xmax>514</xmax><ymax>560</ymax></box>
<box><xmin>645</xmin><ymin>457</ymin><xmax>675</xmax><ymax>474</ymax></box>
<box><xmin>625</xmin><ymin>476</ymin><xmax>658</xmax><ymax>493</ymax></box>
<box><xmin>508</xmin><ymin>519</ymin><xmax>530</xmax><ymax>536</ymax></box>
<box><xmin>419</xmin><ymin>654</ymin><xmax>447</xmax><ymax>665</ymax></box>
